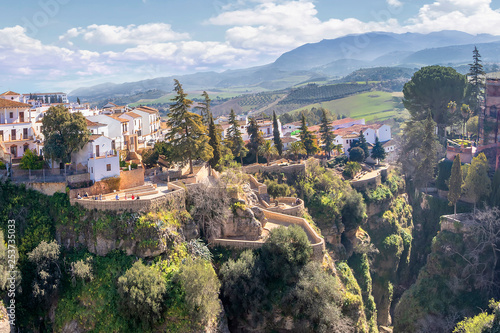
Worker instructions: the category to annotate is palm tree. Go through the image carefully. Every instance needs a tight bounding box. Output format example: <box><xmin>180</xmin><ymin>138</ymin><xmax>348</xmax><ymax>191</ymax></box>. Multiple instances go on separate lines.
<box><xmin>287</xmin><ymin>141</ymin><xmax>306</xmax><ymax>161</ymax></box>
<box><xmin>333</xmin><ymin>143</ymin><xmax>343</xmax><ymax>156</ymax></box>
<box><xmin>258</xmin><ymin>140</ymin><xmax>278</xmax><ymax>166</ymax></box>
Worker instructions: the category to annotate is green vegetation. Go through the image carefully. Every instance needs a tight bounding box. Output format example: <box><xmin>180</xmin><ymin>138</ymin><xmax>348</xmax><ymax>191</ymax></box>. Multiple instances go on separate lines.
<box><xmin>19</xmin><ymin>149</ymin><xmax>44</xmax><ymax>169</ymax></box>
<box><xmin>279</xmin><ymin>83</ymin><xmax>370</xmax><ymax>106</ymax></box>
<box><xmin>289</xmin><ymin>91</ymin><xmax>402</xmax><ymax>122</ymax></box>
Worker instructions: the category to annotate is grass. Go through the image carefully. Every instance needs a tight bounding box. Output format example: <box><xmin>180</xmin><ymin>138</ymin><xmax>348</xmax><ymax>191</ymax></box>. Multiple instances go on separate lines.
<box><xmin>289</xmin><ymin>91</ymin><xmax>403</xmax><ymax>122</ymax></box>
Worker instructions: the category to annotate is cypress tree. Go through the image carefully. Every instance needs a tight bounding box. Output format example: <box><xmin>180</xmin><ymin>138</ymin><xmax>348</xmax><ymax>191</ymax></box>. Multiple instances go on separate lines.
<box><xmin>227</xmin><ymin>109</ymin><xmax>248</xmax><ymax>164</ymax></box>
<box><xmin>415</xmin><ymin>113</ymin><xmax>439</xmax><ymax>192</ymax></box>
<box><xmin>299</xmin><ymin>113</ymin><xmax>318</xmax><ymax>156</ymax></box>
<box><xmin>247</xmin><ymin>117</ymin><xmax>264</xmax><ymax>163</ymax></box>
<box><xmin>272</xmin><ymin>111</ymin><xmax>283</xmax><ymax>156</ymax></box>
<box><xmin>371</xmin><ymin>137</ymin><xmax>386</xmax><ymax>164</ymax></box>
<box><xmin>448</xmin><ymin>154</ymin><xmax>463</xmax><ymax>216</ymax></box>
<box><xmin>208</xmin><ymin>114</ymin><xmax>222</xmax><ymax>170</ymax></box>
<box><xmin>468</xmin><ymin>46</ymin><xmax>486</xmax><ymax>116</ymax></box>
<box><xmin>319</xmin><ymin>109</ymin><xmax>334</xmax><ymax>158</ymax></box>
<box><xmin>166</xmin><ymin>79</ymin><xmax>213</xmax><ymax>174</ymax></box>
<box><xmin>196</xmin><ymin>91</ymin><xmax>211</xmax><ymax>126</ymax></box>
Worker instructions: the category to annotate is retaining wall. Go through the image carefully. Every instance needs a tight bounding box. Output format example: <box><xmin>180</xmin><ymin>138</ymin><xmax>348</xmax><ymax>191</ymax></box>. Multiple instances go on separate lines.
<box><xmin>120</xmin><ymin>167</ymin><xmax>145</xmax><ymax>190</ymax></box>
<box><xmin>440</xmin><ymin>214</ymin><xmax>473</xmax><ymax>233</ymax></box>
<box><xmin>67</xmin><ymin>173</ymin><xmax>90</xmax><ymax>184</ymax></box>
<box><xmin>248</xmin><ymin>175</ymin><xmax>267</xmax><ymax>195</ymax></box>
<box><xmin>350</xmin><ymin>173</ymin><xmax>381</xmax><ymax>190</ymax></box>
<box><xmin>211</xmin><ymin>207</ymin><xmax>325</xmax><ymax>262</ymax></box>
<box><xmin>243</xmin><ymin>162</ymin><xmax>306</xmax><ymax>176</ymax></box>
<box><xmin>70</xmin><ymin>183</ymin><xmax>185</xmax><ymax>212</ymax></box>
<box><xmin>266</xmin><ymin>197</ymin><xmax>304</xmax><ymax>216</ymax></box>
<box><xmin>26</xmin><ymin>182</ymin><xmax>66</xmax><ymax>196</ymax></box>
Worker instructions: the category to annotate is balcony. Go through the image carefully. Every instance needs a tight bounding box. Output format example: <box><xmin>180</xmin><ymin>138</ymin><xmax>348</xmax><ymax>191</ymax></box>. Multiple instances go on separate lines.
<box><xmin>88</xmin><ymin>150</ymin><xmax>118</xmax><ymax>159</ymax></box>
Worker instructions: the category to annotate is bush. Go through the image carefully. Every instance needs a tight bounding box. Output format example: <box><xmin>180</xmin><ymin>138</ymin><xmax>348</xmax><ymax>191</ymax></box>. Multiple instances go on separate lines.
<box><xmin>20</xmin><ymin>149</ymin><xmax>44</xmax><ymax>170</ymax></box>
<box><xmin>70</xmin><ymin>257</ymin><xmax>93</xmax><ymax>285</ymax></box>
<box><xmin>0</xmin><ymin>161</ymin><xmax>6</xmax><ymax>170</ymax></box>
<box><xmin>265</xmin><ymin>179</ymin><xmax>293</xmax><ymax>199</ymax></box>
<box><xmin>344</xmin><ymin>161</ymin><xmax>361</xmax><ymax>179</ymax></box>
<box><xmin>28</xmin><ymin>240</ymin><xmax>62</xmax><ymax>307</ymax></box>
<box><xmin>130</xmin><ymin>162</ymin><xmax>138</xmax><ymax>169</ymax></box>
<box><xmin>117</xmin><ymin>260</ymin><xmax>167</xmax><ymax>327</ymax></box>
<box><xmin>261</xmin><ymin>225</ymin><xmax>312</xmax><ymax>282</ymax></box>
<box><xmin>177</xmin><ymin>258</ymin><xmax>221</xmax><ymax>326</ymax></box>
<box><xmin>120</xmin><ymin>160</ymin><xmax>127</xmax><ymax>168</ymax></box>
<box><xmin>328</xmin><ymin>155</ymin><xmax>348</xmax><ymax>167</ymax></box>
<box><xmin>349</xmin><ymin>147</ymin><xmax>365</xmax><ymax>162</ymax></box>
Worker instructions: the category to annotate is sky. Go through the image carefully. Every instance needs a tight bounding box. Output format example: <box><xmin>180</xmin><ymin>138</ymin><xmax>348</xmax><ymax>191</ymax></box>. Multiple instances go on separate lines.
<box><xmin>2</xmin><ymin>0</ymin><xmax>500</xmax><ymax>93</ymax></box>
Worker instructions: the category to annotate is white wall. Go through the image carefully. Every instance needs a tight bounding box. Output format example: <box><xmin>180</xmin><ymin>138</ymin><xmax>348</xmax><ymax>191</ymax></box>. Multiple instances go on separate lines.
<box><xmin>88</xmin><ymin>155</ymin><xmax>120</xmax><ymax>182</ymax></box>
<box><xmin>376</xmin><ymin>125</ymin><xmax>392</xmax><ymax>143</ymax></box>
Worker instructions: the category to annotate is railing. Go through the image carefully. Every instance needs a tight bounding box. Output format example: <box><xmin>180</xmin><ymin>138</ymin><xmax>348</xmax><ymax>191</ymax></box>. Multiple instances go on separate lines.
<box><xmin>10</xmin><ymin>168</ymin><xmax>88</xmax><ymax>183</ymax></box>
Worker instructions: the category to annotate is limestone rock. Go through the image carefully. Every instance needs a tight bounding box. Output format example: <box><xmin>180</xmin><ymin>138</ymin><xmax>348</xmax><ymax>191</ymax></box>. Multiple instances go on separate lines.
<box><xmin>251</xmin><ymin>206</ymin><xmax>268</xmax><ymax>228</ymax></box>
<box><xmin>223</xmin><ymin>208</ymin><xmax>263</xmax><ymax>241</ymax></box>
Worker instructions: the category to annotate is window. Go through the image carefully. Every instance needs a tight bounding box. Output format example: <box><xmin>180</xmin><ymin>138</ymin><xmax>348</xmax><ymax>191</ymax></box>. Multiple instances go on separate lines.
<box><xmin>106</xmin><ymin>164</ymin><xmax>111</xmax><ymax>171</ymax></box>
<box><xmin>23</xmin><ymin>128</ymin><xmax>28</xmax><ymax>139</ymax></box>
<box><xmin>9</xmin><ymin>112</ymin><xmax>13</xmax><ymax>119</ymax></box>
<box><xmin>11</xmin><ymin>129</ymin><xmax>16</xmax><ymax>141</ymax></box>
<box><xmin>91</xmin><ymin>167</ymin><xmax>93</xmax><ymax>173</ymax></box>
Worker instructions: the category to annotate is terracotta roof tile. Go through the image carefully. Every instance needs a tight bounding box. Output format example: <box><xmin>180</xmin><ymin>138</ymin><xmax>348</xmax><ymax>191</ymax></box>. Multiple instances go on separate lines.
<box><xmin>0</xmin><ymin>99</ymin><xmax>31</xmax><ymax>108</ymax></box>
<box><xmin>123</xmin><ymin>112</ymin><xmax>141</xmax><ymax>119</ymax></box>
<box><xmin>0</xmin><ymin>91</ymin><xmax>20</xmax><ymax>96</ymax></box>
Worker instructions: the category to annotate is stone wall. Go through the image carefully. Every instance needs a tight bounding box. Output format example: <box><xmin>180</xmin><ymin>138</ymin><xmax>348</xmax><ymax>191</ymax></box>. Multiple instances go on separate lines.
<box><xmin>248</xmin><ymin>174</ymin><xmax>267</xmax><ymax>195</ymax></box>
<box><xmin>26</xmin><ymin>182</ymin><xmax>66</xmax><ymax>196</ymax></box>
<box><xmin>350</xmin><ymin>173</ymin><xmax>381</xmax><ymax>191</ymax></box>
<box><xmin>261</xmin><ymin>209</ymin><xmax>325</xmax><ymax>261</ymax></box>
<box><xmin>243</xmin><ymin>162</ymin><xmax>306</xmax><ymax>176</ymax></box>
<box><xmin>119</xmin><ymin>167</ymin><xmax>145</xmax><ymax>190</ymax></box>
<box><xmin>440</xmin><ymin>214</ymin><xmax>473</xmax><ymax>233</ymax></box>
<box><xmin>266</xmin><ymin>197</ymin><xmax>304</xmax><ymax>216</ymax></box>
<box><xmin>67</xmin><ymin>172</ymin><xmax>90</xmax><ymax>185</ymax></box>
<box><xmin>70</xmin><ymin>183</ymin><xmax>186</xmax><ymax>212</ymax></box>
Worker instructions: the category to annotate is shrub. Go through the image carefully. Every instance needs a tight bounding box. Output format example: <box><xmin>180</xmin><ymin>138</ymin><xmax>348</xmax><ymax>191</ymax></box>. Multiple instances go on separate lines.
<box><xmin>20</xmin><ymin>149</ymin><xmax>44</xmax><ymax>170</ymax></box>
<box><xmin>176</xmin><ymin>258</ymin><xmax>221</xmax><ymax>326</ymax></box>
<box><xmin>70</xmin><ymin>257</ymin><xmax>93</xmax><ymax>285</ymax></box>
<box><xmin>130</xmin><ymin>162</ymin><xmax>138</xmax><ymax>169</ymax></box>
<box><xmin>102</xmin><ymin>176</ymin><xmax>121</xmax><ymax>191</ymax></box>
<box><xmin>0</xmin><ymin>161</ymin><xmax>6</xmax><ymax>170</ymax></box>
<box><xmin>119</xmin><ymin>160</ymin><xmax>127</xmax><ymax>168</ymax></box>
<box><xmin>344</xmin><ymin>161</ymin><xmax>361</xmax><ymax>179</ymax></box>
<box><xmin>28</xmin><ymin>240</ymin><xmax>62</xmax><ymax>307</ymax></box>
<box><xmin>265</xmin><ymin>179</ymin><xmax>293</xmax><ymax>199</ymax></box>
<box><xmin>117</xmin><ymin>260</ymin><xmax>167</xmax><ymax>327</ymax></box>
<box><xmin>349</xmin><ymin>147</ymin><xmax>365</xmax><ymax>162</ymax></box>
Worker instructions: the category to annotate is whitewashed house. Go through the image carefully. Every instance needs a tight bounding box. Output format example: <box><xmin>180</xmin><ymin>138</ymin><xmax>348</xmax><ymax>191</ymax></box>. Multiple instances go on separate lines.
<box><xmin>71</xmin><ymin>135</ymin><xmax>120</xmax><ymax>182</ymax></box>
<box><xmin>86</xmin><ymin>115</ymin><xmax>128</xmax><ymax>151</ymax></box>
<box><xmin>133</xmin><ymin>106</ymin><xmax>161</xmax><ymax>142</ymax></box>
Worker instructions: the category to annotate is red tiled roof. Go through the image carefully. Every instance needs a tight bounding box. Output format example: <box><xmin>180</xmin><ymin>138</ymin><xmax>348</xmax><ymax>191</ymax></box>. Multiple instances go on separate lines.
<box><xmin>123</xmin><ymin>112</ymin><xmax>141</xmax><ymax>119</ymax></box>
<box><xmin>0</xmin><ymin>99</ymin><xmax>31</xmax><ymax>108</ymax></box>
<box><xmin>135</xmin><ymin>106</ymin><xmax>159</xmax><ymax>114</ymax></box>
<box><xmin>89</xmin><ymin>134</ymin><xmax>103</xmax><ymax>141</ymax></box>
<box><xmin>0</xmin><ymin>91</ymin><xmax>20</xmax><ymax>96</ymax></box>
<box><xmin>329</xmin><ymin>117</ymin><xmax>358</xmax><ymax>127</ymax></box>
<box><xmin>107</xmin><ymin>115</ymin><xmax>129</xmax><ymax>123</ymax></box>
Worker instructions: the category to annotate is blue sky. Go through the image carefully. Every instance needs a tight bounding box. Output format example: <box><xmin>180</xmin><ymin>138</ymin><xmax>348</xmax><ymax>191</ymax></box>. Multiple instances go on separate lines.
<box><xmin>2</xmin><ymin>0</ymin><xmax>500</xmax><ymax>92</ymax></box>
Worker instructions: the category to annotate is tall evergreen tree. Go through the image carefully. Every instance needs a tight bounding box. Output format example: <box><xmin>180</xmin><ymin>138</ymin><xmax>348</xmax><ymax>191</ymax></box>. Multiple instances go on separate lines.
<box><xmin>414</xmin><ymin>114</ymin><xmax>439</xmax><ymax>192</ymax></box>
<box><xmin>272</xmin><ymin>111</ymin><xmax>283</xmax><ymax>157</ymax></box>
<box><xmin>76</xmin><ymin>97</ymin><xmax>81</xmax><ymax>105</ymax></box>
<box><xmin>299</xmin><ymin>113</ymin><xmax>318</xmax><ymax>156</ymax></box>
<box><xmin>166</xmin><ymin>79</ymin><xmax>213</xmax><ymax>174</ymax></box>
<box><xmin>371</xmin><ymin>136</ymin><xmax>386</xmax><ymax>164</ymax></box>
<box><xmin>208</xmin><ymin>114</ymin><xmax>222</xmax><ymax>170</ymax></box>
<box><xmin>247</xmin><ymin>117</ymin><xmax>265</xmax><ymax>163</ymax></box>
<box><xmin>448</xmin><ymin>154</ymin><xmax>463</xmax><ymax>216</ymax></box>
<box><xmin>468</xmin><ymin>46</ymin><xmax>486</xmax><ymax>116</ymax></box>
<box><xmin>351</xmin><ymin>130</ymin><xmax>369</xmax><ymax>159</ymax></box>
<box><xmin>196</xmin><ymin>91</ymin><xmax>211</xmax><ymax>125</ymax></box>
<box><xmin>226</xmin><ymin>109</ymin><xmax>248</xmax><ymax>164</ymax></box>
<box><xmin>319</xmin><ymin>109</ymin><xmax>335</xmax><ymax>158</ymax></box>
<box><xmin>463</xmin><ymin>152</ymin><xmax>491</xmax><ymax>213</ymax></box>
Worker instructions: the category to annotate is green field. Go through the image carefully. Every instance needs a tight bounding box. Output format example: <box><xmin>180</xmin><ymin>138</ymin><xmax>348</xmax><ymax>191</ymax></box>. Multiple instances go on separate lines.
<box><xmin>289</xmin><ymin>91</ymin><xmax>402</xmax><ymax>122</ymax></box>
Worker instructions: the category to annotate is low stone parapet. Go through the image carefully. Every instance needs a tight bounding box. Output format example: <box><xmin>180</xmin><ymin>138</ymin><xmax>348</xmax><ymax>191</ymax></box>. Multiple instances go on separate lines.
<box><xmin>266</xmin><ymin>197</ymin><xmax>304</xmax><ymax>216</ymax></box>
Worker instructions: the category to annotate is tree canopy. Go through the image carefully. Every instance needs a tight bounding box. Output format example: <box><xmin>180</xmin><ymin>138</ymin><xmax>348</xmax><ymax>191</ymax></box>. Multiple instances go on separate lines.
<box><xmin>371</xmin><ymin>137</ymin><xmax>386</xmax><ymax>163</ymax></box>
<box><xmin>42</xmin><ymin>105</ymin><xmax>89</xmax><ymax>164</ymax></box>
<box><xmin>247</xmin><ymin>117</ymin><xmax>265</xmax><ymax>163</ymax></box>
<box><xmin>463</xmin><ymin>153</ymin><xmax>491</xmax><ymax>212</ymax></box>
<box><xmin>403</xmin><ymin>65</ymin><xmax>468</xmax><ymax>138</ymax></box>
<box><xmin>165</xmin><ymin>79</ymin><xmax>213</xmax><ymax>174</ymax></box>
<box><xmin>319</xmin><ymin>109</ymin><xmax>335</xmax><ymax>158</ymax></box>
<box><xmin>299</xmin><ymin>113</ymin><xmax>318</xmax><ymax>156</ymax></box>
<box><xmin>226</xmin><ymin>109</ymin><xmax>248</xmax><ymax>164</ymax></box>
<box><xmin>448</xmin><ymin>154</ymin><xmax>463</xmax><ymax>216</ymax></box>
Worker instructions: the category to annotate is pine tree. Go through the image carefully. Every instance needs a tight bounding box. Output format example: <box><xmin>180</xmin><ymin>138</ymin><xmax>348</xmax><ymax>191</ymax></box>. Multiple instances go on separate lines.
<box><xmin>468</xmin><ymin>46</ymin><xmax>486</xmax><ymax>116</ymax></box>
<box><xmin>448</xmin><ymin>154</ymin><xmax>463</xmax><ymax>216</ymax></box>
<box><xmin>319</xmin><ymin>109</ymin><xmax>335</xmax><ymax>158</ymax></box>
<box><xmin>208</xmin><ymin>114</ymin><xmax>222</xmax><ymax>170</ymax></box>
<box><xmin>247</xmin><ymin>117</ymin><xmax>264</xmax><ymax>164</ymax></box>
<box><xmin>415</xmin><ymin>114</ymin><xmax>439</xmax><ymax>192</ymax></box>
<box><xmin>226</xmin><ymin>109</ymin><xmax>248</xmax><ymax>164</ymax></box>
<box><xmin>299</xmin><ymin>113</ymin><xmax>318</xmax><ymax>156</ymax></box>
<box><xmin>166</xmin><ymin>79</ymin><xmax>213</xmax><ymax>174</ymax></box>
<box><xmin>463</xmin><ymin>152</ymin><xmax>491</xmax><ymax>213</ymax></box>
<box><xmin>196</xmin><ymin>91</ymin><xmax>211</xmax><ymax>126</ymax></box>
<box><xmin>371</xmin><ymin>136</ymin><xmax>386</xmax><ymax>164</ymax></box>
<box><xmin>272</xmin><ymin>111</ymin><xmax>283</xmax><ymax>156</ymax></box>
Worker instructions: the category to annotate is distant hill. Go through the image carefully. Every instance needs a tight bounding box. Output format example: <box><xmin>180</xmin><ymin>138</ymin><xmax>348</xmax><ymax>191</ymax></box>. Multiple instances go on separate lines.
<box><xmin>69</xmin><ymin>30</ymin><xmax>500</xmax><ymax>107</ymax></box>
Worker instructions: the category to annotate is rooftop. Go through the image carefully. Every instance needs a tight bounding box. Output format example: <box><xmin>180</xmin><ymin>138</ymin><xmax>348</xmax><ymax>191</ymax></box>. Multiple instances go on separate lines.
<box><xmin>0</xmin><ymin>99</ymin><xmax>31</xmax><ymax>108</ymax></box>
<box><xmin>123</xmin><ymin>112</ymin><xmax>141</xmax><ymax>119</ymax></box>
<box><xmin>0</xmin><ymin>91</ymin><xmax>20</xmax><ymax>96</ymax></box>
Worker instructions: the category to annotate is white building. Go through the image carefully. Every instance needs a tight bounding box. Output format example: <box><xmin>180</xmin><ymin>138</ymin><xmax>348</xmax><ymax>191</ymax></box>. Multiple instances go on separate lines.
<box><xmin>21</xmin><ymin>92</ymin><xmax>68</xmax><ymax>104</ymax></box>
<box><xmin>87</xmin><ymin>115</ymin><xmax>128</xmax><ymax>151</ymax></box>
<box><xmin>133</xmin><ymin>106</ymin><xmax>160</xmax><ymax>141</ymax></box>
<box><xmin>119</xmin><ymin>111</ymin><xmax>143</xmax><ymax>137</ymax></box>
<box><xmin>71</xmin><ymin>135</ymin><xmax>120</xmax><ymax>182</ymax></box>
<box><xmin>0</xmin><ymin>98</ymin><xmax>39</xmax><ymax>158</ymax></box>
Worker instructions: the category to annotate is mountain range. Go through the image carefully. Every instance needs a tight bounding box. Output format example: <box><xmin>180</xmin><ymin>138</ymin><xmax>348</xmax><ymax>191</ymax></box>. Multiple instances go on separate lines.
<box><xmin>69</xmin><ymin>30</ymin><xmax>500</xmax><ymax>102</ymax></box>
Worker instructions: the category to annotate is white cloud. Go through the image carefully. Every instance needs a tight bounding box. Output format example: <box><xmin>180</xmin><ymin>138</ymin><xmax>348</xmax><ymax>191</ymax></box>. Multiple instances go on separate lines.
<box><xmin>387</xmin><ymin>0</ymin><xmax>403</xmax><ymax>7</ymax></box>
<box><xmin>210</xmin><ymin>1</ymin><xmax>400</xmax><ymax>54</ymax></box>
<box><xmin>405</xmin><ymin>0</ymin><xmax>500</xmax><ymax>34</ymax></box>
<box><xmin>59</xmin><ymin>23</ymin><xmax>190</xmax><ymax>45</ymax></box>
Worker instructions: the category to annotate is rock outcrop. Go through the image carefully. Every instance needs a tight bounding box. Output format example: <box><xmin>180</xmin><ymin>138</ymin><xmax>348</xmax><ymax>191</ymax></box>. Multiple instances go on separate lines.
<box><xmin>223</xmin><ymin>205</ymin><xmax>263</xmax><ymax>241</ymax></box>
